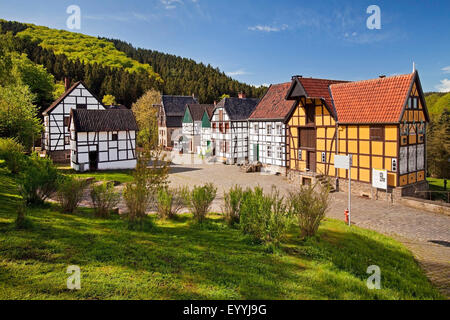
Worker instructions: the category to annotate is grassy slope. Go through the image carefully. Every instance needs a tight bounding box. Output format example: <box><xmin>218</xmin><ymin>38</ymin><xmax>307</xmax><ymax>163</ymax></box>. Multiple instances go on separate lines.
<box><xmin>17</xmin><ymin>24</ymin><xmax>162</xmax><ymax>83</ymax></box>
<box><xmin>0</xmin><ymin>168</ymin><xmax>442</xmax><ymax>300</ymax></box>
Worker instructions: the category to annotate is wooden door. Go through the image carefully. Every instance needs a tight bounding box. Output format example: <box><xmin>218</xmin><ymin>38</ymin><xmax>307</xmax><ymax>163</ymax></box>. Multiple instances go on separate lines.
<box><xmin>307</xmin><ymin>151</ymin><xmax>316</xmax><ymax>172</ymax></box>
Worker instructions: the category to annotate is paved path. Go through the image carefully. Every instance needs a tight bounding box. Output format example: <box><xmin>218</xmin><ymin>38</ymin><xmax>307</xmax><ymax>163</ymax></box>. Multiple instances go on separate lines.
<box><xmin>167</xmin><ymin>163</ymin><xmax>450</xmax><ymax>297</ymax></box>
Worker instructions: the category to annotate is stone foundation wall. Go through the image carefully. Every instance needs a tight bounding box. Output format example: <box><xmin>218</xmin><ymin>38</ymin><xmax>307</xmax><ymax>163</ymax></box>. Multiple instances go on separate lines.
<box><xmin>287</xmin><ymin>169</ymin><xmax>429</xmax><ymax>203</ymax></box>
<box><xmin>48</xmin><ymin>150</ymin><xmax>70</xmax><ymax>163</ymax></box>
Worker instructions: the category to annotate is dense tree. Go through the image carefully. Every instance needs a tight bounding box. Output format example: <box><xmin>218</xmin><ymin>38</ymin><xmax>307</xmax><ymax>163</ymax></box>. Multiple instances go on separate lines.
<box><xmin>0</xmin><ymin>84</ymin><xmax>42</xmax><ymax>150</ymax></box>
<box><xmin>427</xmin><ymin>110</ymin><xmax>450</xmax><ymax>179</ymax></box>
<box><xmin>131</xmin><ymin>89</ymin><xmax>160</xmax><ymax>148</ymax></box>
<box><xmin>11</xmin><ymin>52</ymin><xmax>55</xmax><ymax>107</ymax></box>
<box><xmin>102</xmin><ymin>94</ymin><xmax>116</xmax><ymax>106</ymax></box>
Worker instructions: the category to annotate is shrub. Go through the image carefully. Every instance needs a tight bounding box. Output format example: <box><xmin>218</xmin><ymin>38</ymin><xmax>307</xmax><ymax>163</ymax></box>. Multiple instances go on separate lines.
<box><xmin>240</xmin><ymin>186</ymin><xmax>291</xmax><ymax>245</ymax></box>
<box><xmin>56</xmin><ymin>176</ymin><xmax>89</xmax><ymax>213</ymax></box>
<box><xmin>156</xmin><ymin>187</ymin><xmax>185</xmax><ymax>220</ymax></box>
<box><xmin>90</xmin><ymin>182</ymin><xmax>121</xmax><ymax>218</ymax></box>
<box><xmin>123</xmin><ymin>181</ymin><xmax>152</xmax><ymax>225</ymax></box>
<box><xmin>0</xmin><ymin>138</ymin><xmax>26</xmax><ymax>174</ymax></box>
<box><xmin>223</xmin><ymin>185</ymin><xmax>244</xmax><ymax>226</ymax></box>
<box><xmin>288</xmin><ymin>181</ymin><xmax>331</xmax><ymax>238</ymax></box>
<box><xmin>124</xmin><ymin>146</ymin><xmax>169</xmax><ymax>227</ymax></box>
<box><xmin>182</xmin><ymin>183</ymin><xmax>217</xmax><ymax>223</ymax></box>
<box><xmin>18</xmin><ymin>154</ymin><xmax>59</xmax><ymax>205</ymax></box>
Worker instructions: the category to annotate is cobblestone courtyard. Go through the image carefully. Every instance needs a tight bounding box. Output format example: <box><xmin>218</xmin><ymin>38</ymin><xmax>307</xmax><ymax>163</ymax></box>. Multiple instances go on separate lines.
<box><xmin>168</xmin><ymin>161</ymin><xmax>450</xmax><ymax>297</ymax></box>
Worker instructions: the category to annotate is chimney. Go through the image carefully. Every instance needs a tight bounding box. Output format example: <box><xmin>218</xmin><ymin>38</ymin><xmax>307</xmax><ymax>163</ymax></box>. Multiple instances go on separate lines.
<box><xmin>292</xmin><ymin>75</ymin><xmax>302</xmax><ymax>80</ymax></box>
<box><xmin>379</xmin><ymin>75</ymin><xmax>386</xmax><ymax>79</ymax></box>
<box><xmin>238</xmin><ymin>92</ymin><xmax>246</xmax><ymax>99</ymax></box>
<box><xmin>64</xmin><ymin>77</ymin><xmax>70</xmax><ymax>92</ymax></box>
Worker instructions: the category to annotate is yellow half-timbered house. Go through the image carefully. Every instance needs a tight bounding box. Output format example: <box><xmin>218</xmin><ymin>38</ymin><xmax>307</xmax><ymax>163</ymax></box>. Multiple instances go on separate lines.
<box><xmin>285</xmin><ymin>72</ymin><xmax>429</xmax><ymax>198</ymax></box>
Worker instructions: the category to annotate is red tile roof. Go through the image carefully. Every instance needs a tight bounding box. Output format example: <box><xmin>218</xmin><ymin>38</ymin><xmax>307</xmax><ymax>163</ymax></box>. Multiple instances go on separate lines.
<box><xmin>296</xmin><ymin>77</ymin><xmax>348</xmax><ymax>116</ymax></box>
<box><xmin>330</xmin><ymin>73</ymin><xmax>415</xmax><ymax>124</ymax></box>
<box><xmin>249</xmin><ymin>82</ymin><xmax>295</xmax><ymax>120</ymax></box>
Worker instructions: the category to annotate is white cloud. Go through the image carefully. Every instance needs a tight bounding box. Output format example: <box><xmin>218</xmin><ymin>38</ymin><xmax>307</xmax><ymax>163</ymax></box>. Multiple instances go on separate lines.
<box><xmin>248</xmin><ymin>24</ymin><xmax>288</xmax><ymax>33</ymax></box>
<box><xmin>436</xmin><ymin>79</ymin><xmax>450</xmax><ymax>92</ymax></box>
<box><xmin>442</xmin><ymin>66</ymin><xmax>450</xmax><ymax>74</ymax></box>
<box><xmin>160</xmin><ymin>0</ymin><xmax>184</xmax><ymax>10</ymax></box>
<box><xmin>226</xmin><ymin>69</ymin><xmax>250</xmax><ymax>77</ymax></box>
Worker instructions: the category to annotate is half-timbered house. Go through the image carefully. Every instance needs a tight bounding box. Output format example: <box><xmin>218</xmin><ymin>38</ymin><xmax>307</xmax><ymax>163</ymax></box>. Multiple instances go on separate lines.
<box><xmin>42</xmin><ymin>81</ymin><xmax>105</xmax><ymax>162</ymax></box>
<box><xmin>182</xmin><ymin>104</ymin><xmax>215</xmax><ymax>154</ymax></box>
<box><xmin>199</xmin><ymin>105</ymin><xmax>216</xmax><ymax>156</ymax></box>
<box><xmin>69</xmin><ymin>109</ymin><xmax>138</xmax><ymax>172</ymax></box>
<box><xmin>286</xmin><ymin>72</ymin><xmax>429</xmax><ymax>199</ymax></box>
<box><xmin>210</xmin><ymin>94</ymin><xmax>259</xmax><ymax>164</ymax></box>
<box><xmin>248</xmin><ymin>83</ymin><xmax>296</xmax><ymax>175</ymax></box>
<box><xmin>157</xmin><ymin>95</ymin><xmax>198</xmax><ymax>149</ymax></box>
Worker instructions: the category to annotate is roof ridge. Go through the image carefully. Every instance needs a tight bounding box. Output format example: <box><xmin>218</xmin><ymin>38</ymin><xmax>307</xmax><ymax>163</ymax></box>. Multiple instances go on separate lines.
<box><xmin>330</xmin><ymin>73</ymin><xmax>414</xmax><ymax>88</ymax></box>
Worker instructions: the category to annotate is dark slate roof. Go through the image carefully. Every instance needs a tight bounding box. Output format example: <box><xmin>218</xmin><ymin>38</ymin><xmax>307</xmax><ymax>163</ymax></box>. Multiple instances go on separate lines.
<box><xmin>105</xmin><ymin>104</ymin><xmax>128</xmax><ymax>110</ymax></box>
<box><xmin>166</xmin><ymin>116</ymin><xmax>183</xmax><ymax>128</ymax></box>
<box><xmin>71</xmin><ymin>109</ymin><xmax>138</xmax><ymax>132</ymax></box>
<box><xmin>162</xmin><ymin>95</ymin><xmax>198</xmax><ymax>116</ymax></box>
<box><xmin>216</xmin><ymin>97</ymin><xmax>259</xmax><ymax>121</ymax></box>
<box><xmin>186</xmin><ymin>104</ymin><xmax>215</xmax><ymax>122</ymax></box>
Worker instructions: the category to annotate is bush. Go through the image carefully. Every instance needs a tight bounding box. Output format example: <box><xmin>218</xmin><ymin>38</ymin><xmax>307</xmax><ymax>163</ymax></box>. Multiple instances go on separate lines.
<box><xmin>288</xmin><ymin>181</ymin><xmax>331</xmax><ymax>238</ymax></box>
<box><xmin>240</xmin><ymin>186</ymin><xmax>291</xmax><ymax>245</ymax></box>
<box><xmin>56</xmin><ymin>176</ymin><xmax>89</xmax><ymax>213</ymax></box>
<box><xmin>18</xmin><ymin>154</ymin><xmax>59</xmax><ymax>205</ymax></box>
<box><xmin>182</xmin><ymin>183</ymin><xmax>217</xmax><ymax>223</ymax></box>
<box><xmin>124</xmin><ymin>146</ymin><xmax>169</xmax><ymax>228</ymax></box>
<box><xmin>223</xmin><ymin>185</ymin><xmax>244</xmax><ymax>226</ymax></box>
<box><xmin>123</xmin><ymin>182</ymin><xmax>153</xmax><ymax>226</ymax></box>
<box><xmin>90</xmin><ymin>182</ymin><xmax>121</xmax><ymax>218</ymax></box>
<box><xmin>156</xmin><ymin>187</ymin><xmax>185</xmax><ymax>220</ymax></box>
<box><xmin>0</xmin><ymin>138</ymin><xmax>26</xmax><ymax>174</ymax></box>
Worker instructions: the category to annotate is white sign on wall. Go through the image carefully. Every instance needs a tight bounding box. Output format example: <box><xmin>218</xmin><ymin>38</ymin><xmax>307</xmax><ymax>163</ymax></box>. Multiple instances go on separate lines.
<box><xmin>334</xmin><ymin>155</ymin><xmax>351</xmax><ymax>169</ymax></box>
<box><xmin>372</xmin><ymin>169</ymin><xmax>388</xmax><ymax>190</ymax></box>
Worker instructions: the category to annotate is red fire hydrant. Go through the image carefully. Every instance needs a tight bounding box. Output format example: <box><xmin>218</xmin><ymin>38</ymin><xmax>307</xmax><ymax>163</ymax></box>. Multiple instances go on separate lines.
<box><xmin>345</xmin><ymin>209</ymin><xmax>349</xmax><ymax>224</ymax></box>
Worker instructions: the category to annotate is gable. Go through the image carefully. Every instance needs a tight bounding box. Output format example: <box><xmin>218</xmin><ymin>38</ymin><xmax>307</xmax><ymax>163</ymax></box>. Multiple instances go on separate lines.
<box><xmin>202</xmin><ymin>111</ymin><xmax>211</xmax><ymax>128</ymax></box>
<box><xmin>183</xmin><ymin>107</ymin><xmax>193</xmax><ymax>124</ymax></box>
<box><xmin>400</xmin><ymin>76</ymin><xmax>430</xmax><ymax>123</ymax></box>
<box><xmin>43</xmin><ymin>81</ymin><xmax>105</xmax><ymax>115</ymax></box>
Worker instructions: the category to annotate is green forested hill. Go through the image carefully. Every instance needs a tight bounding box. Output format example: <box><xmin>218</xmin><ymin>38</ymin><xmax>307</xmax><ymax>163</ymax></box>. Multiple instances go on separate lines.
<box><xmin>17</xmin><ymin>25</ymin><xmax>162</xmax><ymax>83</ymax></box>
<box><xmin>425</xmin><ymin>92</ymin><xmax>450</xmax><ymax>116</ymax></box>
<box><xmin>105</xmin><ymin>38</ymin><xmax>267</xmax><ymax>103</ymax></box>
<box><xmin>0</xmin><ymin>19</ymin><xmax>265</xmax><ymax>107</ymax></box>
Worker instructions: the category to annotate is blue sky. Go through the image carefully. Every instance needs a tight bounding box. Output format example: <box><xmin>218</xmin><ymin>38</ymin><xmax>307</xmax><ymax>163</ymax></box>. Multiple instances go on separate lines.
<box><xmin>1</xmin><ymin>0</ymin><xmax>450</xmax><ymax>92</ymax></box>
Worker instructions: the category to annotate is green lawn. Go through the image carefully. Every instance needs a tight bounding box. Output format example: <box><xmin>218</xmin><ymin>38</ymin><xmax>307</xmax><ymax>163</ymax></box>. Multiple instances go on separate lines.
<box><xmin>0</xmin><ymin>168</ymin><xmax>443</xmax><ymax>300</ymax></box>
<box><xmin>57</xmin><ymin>165</ymin><xmax>134</xmax><ymax>184</ymax></box>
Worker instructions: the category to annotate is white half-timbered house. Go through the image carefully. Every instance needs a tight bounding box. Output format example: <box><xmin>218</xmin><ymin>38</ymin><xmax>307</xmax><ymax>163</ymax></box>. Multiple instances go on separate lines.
<box><xmin>182</xmin><ymin>104</ymin><xmax>215</xmax><ymax>154</ymax></box>
<box><xmin>248</xmin><ymin>83</ymin><xmax>295</xmax><ymax>175</ymax></box>
<box><xmin>210</xmin><ymin>94</ymin><xmax>259</xmax><ymax>164</ymax></box>
<box><xmin>199</xmin><ymin>106</ymin><xmax>216</xmax><ymax>156</ymax></box>
<box><xmin>69</xmin><ymin>109</ymin><xmax>138</xmax><ymax>172</ymax></box>
<box><xmin>42</xmin><ymin>81</ymin><xmax>105</xmax><ymax>162</ymax></box>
